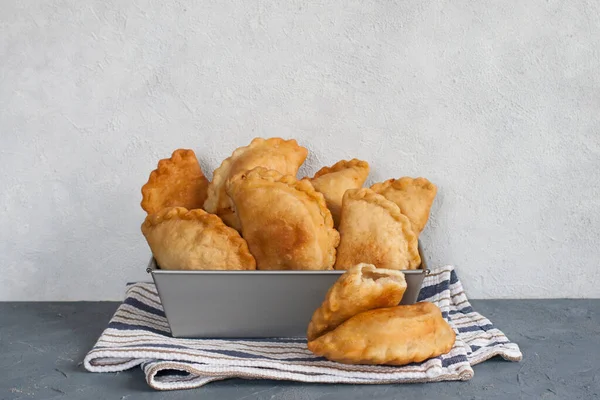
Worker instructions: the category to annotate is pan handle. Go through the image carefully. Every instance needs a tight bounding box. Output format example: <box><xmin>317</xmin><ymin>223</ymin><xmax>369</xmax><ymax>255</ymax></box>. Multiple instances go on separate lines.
<box><xmin>146</xmin><ymin>257</ymin><xmax>157</xmax><ymax>274</ymax></box>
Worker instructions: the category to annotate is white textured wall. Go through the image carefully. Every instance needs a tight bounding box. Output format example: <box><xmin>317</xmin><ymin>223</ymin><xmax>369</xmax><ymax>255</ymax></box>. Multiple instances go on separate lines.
<box><xmin>1</xmin><ymin>0</ymin><xmax>599</xmax><ymax>300</ymax></box>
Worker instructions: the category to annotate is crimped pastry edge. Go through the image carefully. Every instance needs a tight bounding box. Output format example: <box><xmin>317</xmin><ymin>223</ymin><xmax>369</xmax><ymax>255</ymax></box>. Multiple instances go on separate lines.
<box><xmin>313</xmin><ymin>158</ymin><xmax>370</xmax><ymax>179</ymax></box>
<box><xmin>306</xmin><ymin>263</ymin><xmax>407</xmax><ymax>340</ymax></box>
<box><xmin>370</xmin><ymin>176</ymin><xmax>437</xmax><ymax>194</ymax></box>
<box><xmin>343</xmin><ymin>188</ymin><xmax>421</xmax><ymax>269</ymax></box>
<box><xmin>227</xmin><ymin>166</ymin><xmax>337</xmax><ymax>233</ymax></box>
<box><xmin>141</xmin><ymin>149</ymin><xmax>205</xmax><ymax>213</ymax></box>
<box><xmin>203</xmin><ymin>137</ymin><xmax>306</xmax><ymax>213</ymax></box>
<box><xmin>141</xmin><ymin>206</ymin><xmax>256</xmax><ymax>267</ymax></box>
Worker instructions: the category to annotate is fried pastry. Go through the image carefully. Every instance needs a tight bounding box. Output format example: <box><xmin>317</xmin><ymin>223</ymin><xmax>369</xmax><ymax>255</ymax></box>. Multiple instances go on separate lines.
<box><xmin>307</xmin><ymin>302</ymin><xmax>456</xmax><ymax>365</ymax></box>
<box><xmin>141</xmin><ymin>207</ymin><xmax>256</xmax><ymax>270</ymax></box>
<box><xmin>370</xmin><ymin>177</ymin><xmax>437</xmax><ymax>235</ymax></box>
<box><xmin>307</xmin><ymin>264</ymin><xmax>406</xmax><ymax>341</ymax></box>
<box><xmin>225</xmin><ymin>167</ymin><xmax>339</xmax><ymax>270</ymax></box>
<box><xmin>310</xmin><ymin>159</ymin><xmax>370</xmax><ymax>227</ymax></box>
<box><xmin>204</xmin><ymin>137</ymin><xmax>308</xmax><ymax>230</ymax></box>
<box><xmin>141</xmin><ymin>149</ymin><xmax>209</xmax><ymax>215</ymax></box>
<box><xmin>334</xmin><ymin>188</ymin><xmax>421</xmax><ymax>270</ymax></box>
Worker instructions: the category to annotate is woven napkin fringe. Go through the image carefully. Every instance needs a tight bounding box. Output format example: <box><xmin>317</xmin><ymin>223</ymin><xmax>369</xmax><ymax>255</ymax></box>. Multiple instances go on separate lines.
<box><xmin>84</xmin><ymin>266</ymin><xmax>522</xmax><ymax>390</ymax></box>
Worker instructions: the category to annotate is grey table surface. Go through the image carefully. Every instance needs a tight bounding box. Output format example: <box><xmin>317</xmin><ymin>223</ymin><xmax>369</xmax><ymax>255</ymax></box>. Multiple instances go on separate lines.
<box><xmin>0</xmin><ymin>300</ymin><xmax>598</xmax><ymax>400</ymax></box>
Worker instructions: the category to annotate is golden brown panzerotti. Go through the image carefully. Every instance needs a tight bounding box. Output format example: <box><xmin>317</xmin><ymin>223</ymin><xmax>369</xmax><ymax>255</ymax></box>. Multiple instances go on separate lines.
<box><xmin>139</xmin><ymin>137</ymin><xmax>438</xmax><ymax>272</ymax></box>
<box><xmin>307</xmin><ymin>264</ymin><xmax>407</xmax><ymax>341</ymax></box>
<box><xmin>334</xmin><ymin>188</ymin><xmax>421</xmax><ymax>270</ymax></box>
<box><xmin>371</xmin><ymin>177</ymin><xmax>437</xmax><ymax>236</ymax></box>
<box><xmin>309</xmin><ymin>159</ymin><xmax>370</xmax><ymax>228</ymax></box>
<box><xmin>138</xmin><ymin>138</ymin><xmax>453</xmax><ymax>366</ymax></box>
<box><xmin>307</xmin><ymin>301</ymin><xmax>456</xmax><ymax>365</ymax></box>
<box><xmin>204</xmin><ymin>137</ymin><xmax>308</xmax><ymax>231</ymax></box>
<box><xmin>142</xmin><ymin>207</ymin><xmax>256</xmax><ymax>271</ymax></box>
<box><xmin>226</xmin><ymin>167</ymin><xmax>339</xmax><ymax>270</ymax></box>
<box><xmin>307</xmin><ymin>267</ymin><xmax>455</xmax><ymax>366</ymax></box>
<box><xmin>141</xmin><ymin>149</ymin><xmax>209</xmax><ymax>215</ymax></box>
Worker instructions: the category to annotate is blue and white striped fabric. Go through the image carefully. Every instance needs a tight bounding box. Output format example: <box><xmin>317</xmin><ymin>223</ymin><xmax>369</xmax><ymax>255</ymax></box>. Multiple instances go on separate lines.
<box><xmin>84</xmin><ymin>266</ymin><xmax>522</xmax><ymax>391</ymax></box>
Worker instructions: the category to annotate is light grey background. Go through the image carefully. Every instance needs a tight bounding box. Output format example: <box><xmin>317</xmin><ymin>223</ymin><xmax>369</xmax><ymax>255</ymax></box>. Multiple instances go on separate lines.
<box><xmin>1</xmin><ymin>0</ymin><xmax>599</xmax><ymax>300</ymax></box>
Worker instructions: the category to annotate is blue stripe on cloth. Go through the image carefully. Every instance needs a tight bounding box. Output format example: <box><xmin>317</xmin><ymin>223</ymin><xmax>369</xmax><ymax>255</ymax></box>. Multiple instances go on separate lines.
<box><xmin>124</xmin><ymin>297</ymin><xmax>166</xmax><ymax>318</ymax></box>
<box><xmin>450</xmin><ymin>271</ymin><xmax>459</xmax><ymax>285</ymax></box>
<box><xmin>456</xmin><ymin>324</ymin><xmax>493</xmax><ymax>333</ymax></box>
<box><xmin>202</xmin><ymin>349</ymin><xmax>271</xmax><ymax>359</ymax></box>
<box><xmin>469</xmin><ymin>341</ymin><xmax>510</xmax><ymax>352</ymax></box>
<box><xmin>418</xmin><ymin>281</ymin><xmax>450</xmax><ymax>301</ymax></box>
<box><xmin>108</xmin><ymin>321</ymin><xmax>171</xmax><ymax>336</ymax></box>
<box><xmin>98</xmin><ymin>343</ymin><xmax>191</xmax><ymax>350</ymax></box>
<box><xmin>441</xmin><ymin>354</ymin><xmax>469</xmax><ymax>368</ymax></box>
<box><xmin>281</xmin><ymin>357</ymin><xmax>326</xmax><ymax>362</ymax></box>
<box><xmin>96</xmin><ymin>343</ymin><xmax>318</xmax><ymax>362</ymax></box>
<box><xmin>449</xmin><ymin>306</ymin><xmax>474</xmax><ymax>315</ymax></box>
<box><xmin>200</xmin><ymin>350</ymin><xmax>319</xmax><ymax>362</ymax></box>
<box><xmin>229</xmin><ymin>337</ymin><xmax>307</xmax><ymax>343</ymax></box>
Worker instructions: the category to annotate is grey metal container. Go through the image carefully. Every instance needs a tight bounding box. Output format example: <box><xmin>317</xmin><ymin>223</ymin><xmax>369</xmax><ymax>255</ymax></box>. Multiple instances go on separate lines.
<box><xmin>147</xmin><ymin>245</ymin><xmax>429</xmax><ymax>338</ymax></box>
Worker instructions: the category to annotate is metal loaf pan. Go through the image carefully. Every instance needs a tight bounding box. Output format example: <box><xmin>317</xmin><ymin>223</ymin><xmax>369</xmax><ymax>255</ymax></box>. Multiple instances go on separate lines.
<box><xmin>147</xmin><ymin>244</ymin><xmax>429</xmax><ymax>338</ymax></box>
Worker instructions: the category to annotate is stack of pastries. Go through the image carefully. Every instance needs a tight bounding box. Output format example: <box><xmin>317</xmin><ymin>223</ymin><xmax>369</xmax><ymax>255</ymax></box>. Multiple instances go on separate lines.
<box><xmin>139</xmin><ymin>137</ymin><xmax>452</xmax><ymax>366</ymax></box>
<box><xmin>307</xmin><ymin>264</ymin><xmax>456</xmax><ymax>365</ymax></box>
<box><xmin>140</xmin><ymin>137</ymin><xmax>437</xmax><ymax>272</ymax></box>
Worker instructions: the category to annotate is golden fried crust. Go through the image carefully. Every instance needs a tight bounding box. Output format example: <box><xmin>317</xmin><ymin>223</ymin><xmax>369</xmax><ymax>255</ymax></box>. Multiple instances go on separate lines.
<box><xmin>141</xmin><ymin>207</ymin><xmax>256</xmax><ymax>270</ymax></box>
<box><xmin>334</xmin><ymin>188</ymin><xmax>421</xmax><ymax>270</ymax></box>
<box><xmin>141</xmin><ymin>149</ymin><xmax>209</xmax><ymax>215</ymax></box>
<box><xmin>370</xmin><ymin>177</ymin><xmax>437</xmax><ymax>235</ymax></box>
<box><xmin>307</xmin><ymin>264</ymin><xmax>406</xmax><ymax>341</ymax></box>
<box><xmin>204</xmin><ymin>138</ymin><xmax>308</xmax><ymax>231</ymax></box>
<box><xmin>310</xmin><ymin>159</ymin><xmax>370</xmax><ymax>228</ymax></box>
<box><xmin>313</xmin><ymin>159</ymin><xmax>370</xmax><ymax>179</ymax></box>
<box><xmin>307</xmin><ymin>302</ymin><xmax>456</xmax><ymax>365</ymax></box>
<box><xmin>225</xmin><ymin>167</ymin><xmax>339</xmax><ymax>270</ymax></box>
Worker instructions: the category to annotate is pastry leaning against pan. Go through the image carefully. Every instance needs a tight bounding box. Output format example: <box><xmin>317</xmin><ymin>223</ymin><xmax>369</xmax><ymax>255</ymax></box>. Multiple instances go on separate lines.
<box><xmin>307</xmin><ymin>263</ymin><xmax>407</xmax><ymax>341</ymax></box>
<box><xmin>371</xmin><ymin>176</ymin><xmax>437</xmax><ymax>236</ymax></box>
<box><xmin>141</xmin><ymin>207</ymin><xmax>256</xmax><ymax>271</ymax></box>
<box><xmin>334</xmin><ymin>188</ymin><xmax>421</xmax><ymax>271</ymax></box>
<box><xmin>308</xmin><ymin>158</ymin><xmax>370</xmax><ymax>228</ymax></box>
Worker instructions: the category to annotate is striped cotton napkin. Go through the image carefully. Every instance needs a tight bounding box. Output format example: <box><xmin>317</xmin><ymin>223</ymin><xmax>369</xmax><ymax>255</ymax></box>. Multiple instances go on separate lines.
<box><xmin>83</xmin><ymin>266</ymin><xmax>522</xmax><ymax>390</ymax></box>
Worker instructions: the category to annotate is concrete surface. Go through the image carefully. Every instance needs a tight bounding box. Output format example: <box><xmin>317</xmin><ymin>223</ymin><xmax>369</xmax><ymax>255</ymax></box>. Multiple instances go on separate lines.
<box><xmin>1</xmin><ymin>300</ymin><xmax>598</xmax><ymax>399</ymax></box>
<box><xmin>2</xmin><ymin>0</ymin><xmax>600</xmax><ymax>300</ymax></box>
